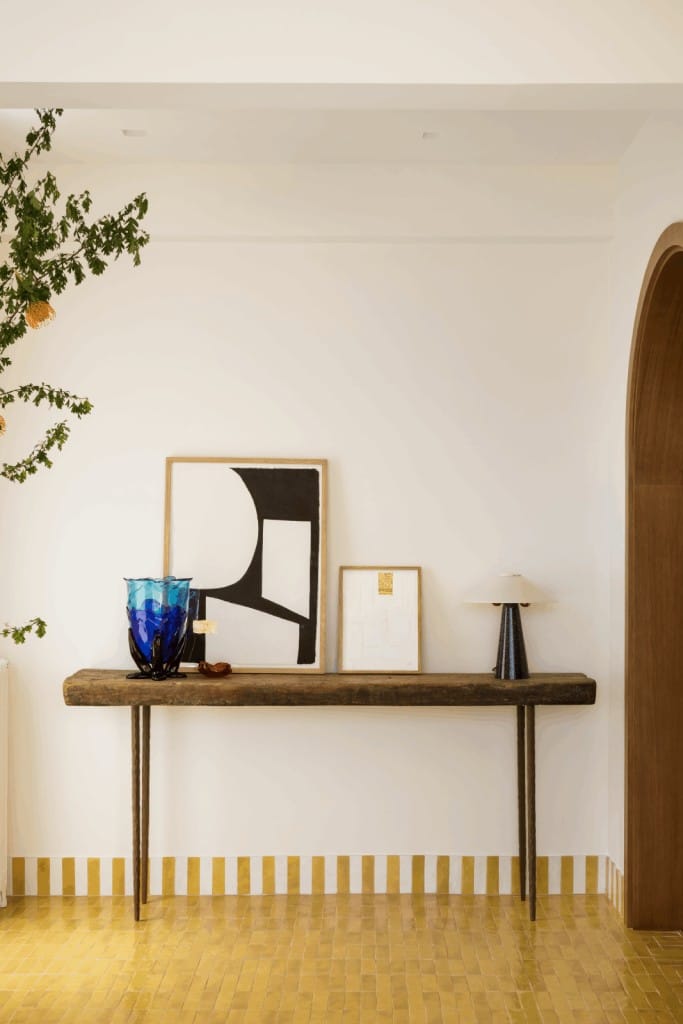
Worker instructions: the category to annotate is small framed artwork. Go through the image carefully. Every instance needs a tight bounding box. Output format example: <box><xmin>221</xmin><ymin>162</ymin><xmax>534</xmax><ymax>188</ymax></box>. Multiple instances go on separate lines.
<box><xmin>338</xmin><ymin>566</ymin><xmax>422</xmax><ymax>673</ymax></box>
<box><xmin>164</xmin><ymin>457</ymin><xmax>327</xmax><ymax>673</ymax></box>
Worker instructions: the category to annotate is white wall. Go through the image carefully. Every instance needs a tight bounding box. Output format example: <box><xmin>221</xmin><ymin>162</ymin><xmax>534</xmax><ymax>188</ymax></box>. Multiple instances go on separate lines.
<box><xmin>605</xmin><ymin>115</ymin><xmax>683</xmax><ymax>873</ymax></box>
<box><xmin>1</xmin><ymin>1</ymin><xmax>683</xmax><ymax>85</ymax></box>
<box><xmin>0</xmin><ymin>162</ymin><xmax>611</xmax><ymax>859</ymax></box>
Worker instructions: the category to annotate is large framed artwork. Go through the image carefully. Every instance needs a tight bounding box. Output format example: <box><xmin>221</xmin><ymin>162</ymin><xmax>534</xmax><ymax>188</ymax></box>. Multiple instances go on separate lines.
<box><xmin>164</xmin><ymin>457</ymin><xmax>327</xmax><ymax>673</ymax></box>
<box><xmin>338</xmin><ymin>566</ymin><xmax>422</xmax><ymax>673</ymax></box>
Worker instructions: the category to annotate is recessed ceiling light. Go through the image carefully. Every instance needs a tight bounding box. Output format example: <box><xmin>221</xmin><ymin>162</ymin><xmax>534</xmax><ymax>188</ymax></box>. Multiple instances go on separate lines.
<box><xmin>121</xmin><ymin>128</ymin><xmax>147</xmax><ymax>138</ymax></box>
<box><xmin>421</xmin><ymin>130</ymin><xmax>439</xmax><ymax>140</ymax></box>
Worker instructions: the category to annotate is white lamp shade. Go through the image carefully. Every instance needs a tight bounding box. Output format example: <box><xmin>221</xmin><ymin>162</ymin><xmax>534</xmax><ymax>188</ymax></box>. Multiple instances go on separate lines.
<box><xmin>466</xmin><ymin>573</ymin><xmax>545</xmax><ymax>605</ymax></box>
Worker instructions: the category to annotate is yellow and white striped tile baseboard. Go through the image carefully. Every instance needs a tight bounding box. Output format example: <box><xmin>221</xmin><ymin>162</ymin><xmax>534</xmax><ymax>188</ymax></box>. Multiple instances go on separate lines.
<box><xmin>606</xmin><ymin>857</ymin><xmax>624</xmax><ymax>919</ymax></box>
<box><xmin>8</xmin><ymin>854</ymin><xmax>608</xmax><ymax>898</ymax></box>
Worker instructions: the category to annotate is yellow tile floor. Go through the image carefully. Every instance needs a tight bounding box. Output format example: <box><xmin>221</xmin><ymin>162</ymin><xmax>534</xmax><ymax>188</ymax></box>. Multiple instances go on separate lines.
<box><xmin>0</xmin><ymin>894</ymin><xmax>682</xmax><ymax>1024</ymax></box>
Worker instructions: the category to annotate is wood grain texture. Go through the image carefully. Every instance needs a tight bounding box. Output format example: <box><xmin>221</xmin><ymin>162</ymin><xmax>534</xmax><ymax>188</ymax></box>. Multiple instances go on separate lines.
<box><xmin>131</xmin><ymin>707</ymin><xmax>140</xmax><ymax>923</ymax></box>
<box><xmin>141</xmin><ymin>705</ymin><xmax>150</xmax><ymax>905</ymax></box>
<box><xmin>63</xmin><ymin>669</ymin><xmax>596</xmax><ymax>708</ymax></box>
<box><xmin>627</xmin><ymin>223</ymin><xmax>683</xmax><ymax>929</ymax></box>
<box><xmin>516</xmin><ymin>706</ymin><xmax>527</xmax><ymax>903</ymax></box>
<box><xmin>526</xmin><ymin>705</ymin><xmax>536</xmax><ymax>922</ymax></box>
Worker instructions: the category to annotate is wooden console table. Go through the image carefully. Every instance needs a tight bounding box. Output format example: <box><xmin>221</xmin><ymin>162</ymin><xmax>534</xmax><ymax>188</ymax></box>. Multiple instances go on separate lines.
<box><xmin>63</xmin><ymin>670</ymin><xmax>596</xmax><ymax>922</ymax></box>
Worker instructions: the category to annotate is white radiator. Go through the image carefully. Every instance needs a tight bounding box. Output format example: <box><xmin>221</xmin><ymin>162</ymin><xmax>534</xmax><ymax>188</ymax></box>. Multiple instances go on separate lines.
<box><xmin>0</xmin><ymin>659</ymin><xmax>7</xmax><ymax>908</ymax></box>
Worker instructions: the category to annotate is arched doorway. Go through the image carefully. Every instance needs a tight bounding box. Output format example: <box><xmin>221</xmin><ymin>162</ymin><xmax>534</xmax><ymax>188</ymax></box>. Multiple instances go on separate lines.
<box><xmin>627</xmin><ymin>222</ymin><xmax>683</xmax><ymax>929</ymax></box>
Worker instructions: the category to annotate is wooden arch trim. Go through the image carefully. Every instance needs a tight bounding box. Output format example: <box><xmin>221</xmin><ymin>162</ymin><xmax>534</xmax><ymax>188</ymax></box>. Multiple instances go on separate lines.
<box><xmin>626</xmin><ymin>222</ymin><xmax>683</xmax><ymax>929</ymax></box>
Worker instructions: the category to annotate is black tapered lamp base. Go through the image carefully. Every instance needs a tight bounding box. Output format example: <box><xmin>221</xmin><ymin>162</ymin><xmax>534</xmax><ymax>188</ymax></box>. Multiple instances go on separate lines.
<box><xmin>495</xmin><ymin>603</ymin><xmax>529</xmax><ymax>680</ymax></box>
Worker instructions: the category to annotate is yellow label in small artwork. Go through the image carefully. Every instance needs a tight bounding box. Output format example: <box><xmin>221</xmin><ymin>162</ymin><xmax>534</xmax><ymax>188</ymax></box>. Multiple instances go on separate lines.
<box><xmin>378</xmin><ymin>571</ymin><xmax>394</xmax><ymax>595</ymax></box>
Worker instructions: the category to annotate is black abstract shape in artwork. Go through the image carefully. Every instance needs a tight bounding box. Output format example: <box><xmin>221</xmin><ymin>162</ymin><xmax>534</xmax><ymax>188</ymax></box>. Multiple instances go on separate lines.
<box><xmin>187</xmin><ymin>467</ymin><xmax>321</xmax><ymax>665</ymax></box>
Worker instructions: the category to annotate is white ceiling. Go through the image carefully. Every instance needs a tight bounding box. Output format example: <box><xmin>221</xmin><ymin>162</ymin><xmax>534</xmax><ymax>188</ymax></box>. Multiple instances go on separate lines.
<box><xmin>0</xmin><ymin>108</ymin><xmax>647</xmax><ymax>165</ymax></box>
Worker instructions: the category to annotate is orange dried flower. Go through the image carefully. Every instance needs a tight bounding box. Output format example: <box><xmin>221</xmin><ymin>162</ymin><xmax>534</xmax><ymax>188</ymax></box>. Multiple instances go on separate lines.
<box><xmin>0</xmin><ymin>415</ymin><xmax>5</xmax><ymax>436</ymax></box>
<box><xmin>25</xmin><ymin>300</ymin><xmax>56</xmax><ymax>329</ymax></box>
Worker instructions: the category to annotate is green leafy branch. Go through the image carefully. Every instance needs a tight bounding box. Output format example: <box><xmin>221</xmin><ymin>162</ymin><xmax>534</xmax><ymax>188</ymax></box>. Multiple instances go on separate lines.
<box><xmin>2</xmin><ymin>420</ymin><xmax>78</xmax><ymax>483</ymax></box>
<box><xmin>0</xmin><ymin>382</ymin><xmax>93</xmax><ymax>415</ymax></box>
<box><xmin>0</xmin><ymin>383</ymin><xmax>93</xmax><ymax>481</ymax></box>
<box><xmin>0</xmin><ymin>109</ymin><xmax>149</xmax><ymax>641</ymax></box>
<box><xmin>1</xmin><ymin>618</ymin><xmax>47</xmax><ymax>644</ymax></box>
<box><xmin>0</xmin><ymin>110</ymin><xmax>149</xmax><ymax>373</ymax></box>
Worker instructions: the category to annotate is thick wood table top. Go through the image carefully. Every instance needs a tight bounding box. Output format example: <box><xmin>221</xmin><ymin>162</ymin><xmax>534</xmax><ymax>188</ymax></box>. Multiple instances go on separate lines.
<box><xmin>63</xmin><ymin>670</ymin><xmax>596</xmax><ymax>708</ymax></box>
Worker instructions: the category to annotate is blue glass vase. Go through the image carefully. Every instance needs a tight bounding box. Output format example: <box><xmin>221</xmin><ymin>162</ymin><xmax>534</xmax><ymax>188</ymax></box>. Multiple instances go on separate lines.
<box><xmin>125</xmin><ymin>577</ymin><xmax>193</xmax><ymax>680</ymax></box>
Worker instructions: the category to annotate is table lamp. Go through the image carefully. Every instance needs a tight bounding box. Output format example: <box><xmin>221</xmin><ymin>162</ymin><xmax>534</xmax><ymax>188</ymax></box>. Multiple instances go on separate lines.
<box><xmin>467</xmin><ymin>573</ymin><xmax>543</xmax><ymax>680</ymax></box>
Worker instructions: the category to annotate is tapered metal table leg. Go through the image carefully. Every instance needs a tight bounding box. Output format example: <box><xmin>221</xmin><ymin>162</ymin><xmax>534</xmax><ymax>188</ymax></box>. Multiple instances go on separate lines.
<box><xmin>141</xmin><ymin>706</ymin><xmax>150</xmax><ymax>904</ymax></box>
<box><xmin>516</xmin><ymin>706</ymin><xmax>527</xmax><ymax>902</ymax></box>
<box><xmin>526</xmin><ymin>704</ymin><xmax>536</xmax><ymax>922</ymax></box>
<box><xmin>131</xmin><ymin>706</ymin><xmax>141</xmax><ymax>922</ymax></box>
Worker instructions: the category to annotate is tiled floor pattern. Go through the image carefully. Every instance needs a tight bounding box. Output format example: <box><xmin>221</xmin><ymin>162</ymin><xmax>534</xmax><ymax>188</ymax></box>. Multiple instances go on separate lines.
<box><xmin>0</xmin><ymin>894</ymin><xmax>682</xmax><ymax>1023</ymax></box>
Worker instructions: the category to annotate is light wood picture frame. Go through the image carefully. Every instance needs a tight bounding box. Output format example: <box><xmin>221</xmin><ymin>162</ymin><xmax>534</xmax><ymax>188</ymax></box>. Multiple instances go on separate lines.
<box><xmin>164</xmin><ymin>457</ymin><xmax>327</xmax><ymax>673</ymax></box>
<box><xmin>337</xmin><ymin>566</ymin><xmax>422</xmax><ymax>673</ymax></box>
